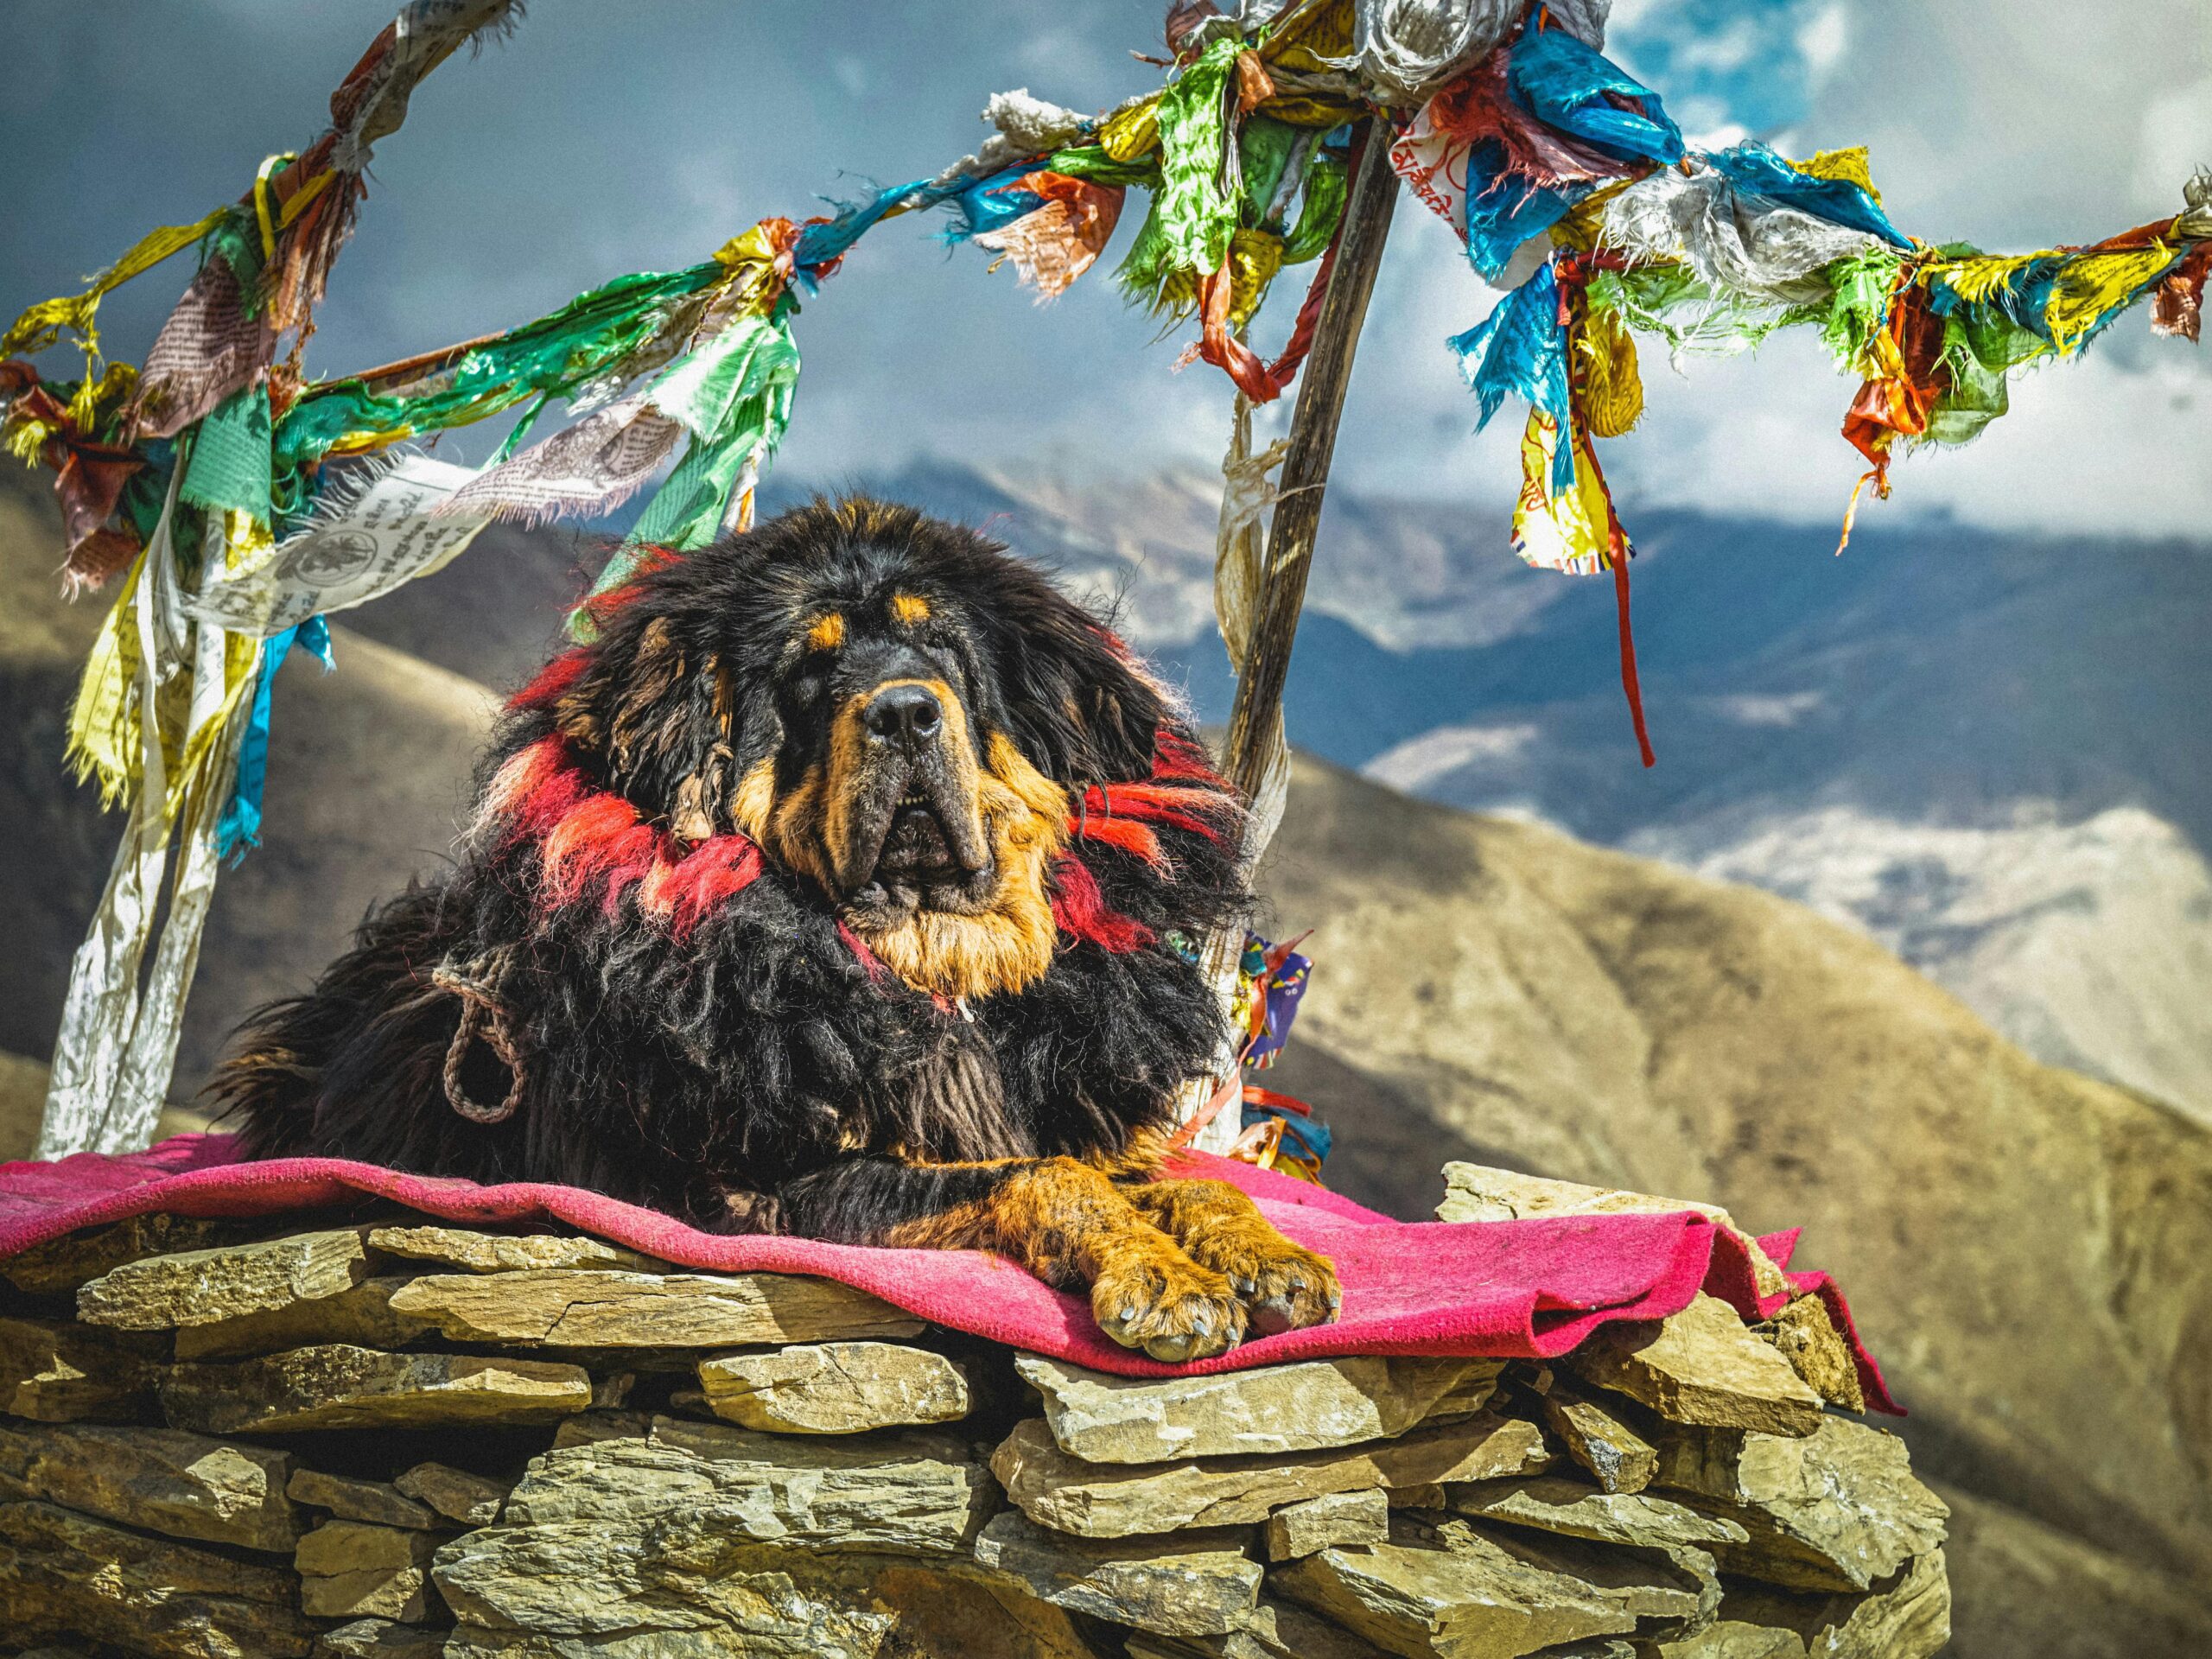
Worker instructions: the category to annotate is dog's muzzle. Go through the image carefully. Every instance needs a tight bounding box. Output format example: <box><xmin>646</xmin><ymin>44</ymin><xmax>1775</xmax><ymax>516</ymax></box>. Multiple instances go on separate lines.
<box><xmin>837</xmin><ymin>679</ymin><xmax>994</xmax><ymax>909</ymax></box>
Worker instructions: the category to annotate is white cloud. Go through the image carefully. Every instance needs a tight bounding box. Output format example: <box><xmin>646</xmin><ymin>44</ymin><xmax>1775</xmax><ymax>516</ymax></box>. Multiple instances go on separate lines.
<box><xmin>1796</xmin><ymin>3</ymin><xmax>1849</xmax><ymax>81</ymax></box>
<box><xmin>2135</xmin><ymin>74</ymin><xmax>2212</xmax><ymax>208</ymax></box>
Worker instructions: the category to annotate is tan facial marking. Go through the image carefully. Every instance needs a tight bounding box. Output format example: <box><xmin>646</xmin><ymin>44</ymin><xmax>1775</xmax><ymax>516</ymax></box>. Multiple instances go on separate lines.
<box><xmin>807</xmin><ymin>613</ymin><xmax>847</xmax><ymax>652</ymax></box>
<box><xmin>767</xmin><ymin>763</ymin><xmax>834</xmax><ymax>888</ymax></box>
<box><xmin>731</xmin><ymin>756</ymin><xmax>778</xmax><ymax>844</ymax></box>
<box><xmin>889</xmin><ymin>592</ymin><xmax>931</xmax><ymax>626</ymax></box>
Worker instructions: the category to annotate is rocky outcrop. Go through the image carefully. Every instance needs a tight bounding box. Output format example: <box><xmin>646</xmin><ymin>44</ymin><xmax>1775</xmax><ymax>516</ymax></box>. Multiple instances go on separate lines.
<box><xmin>0</xmin><ymin>1200</ymin><xmax>1946</xmax><ymax>1657</ymax></box>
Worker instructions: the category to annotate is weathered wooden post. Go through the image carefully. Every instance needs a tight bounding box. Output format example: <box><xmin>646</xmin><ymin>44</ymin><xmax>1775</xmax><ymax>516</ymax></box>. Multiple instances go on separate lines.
<box><xmin>1185</xmin><ymin>126</ymin><xmax>1399</xmax><ymax>1154</ymax></box>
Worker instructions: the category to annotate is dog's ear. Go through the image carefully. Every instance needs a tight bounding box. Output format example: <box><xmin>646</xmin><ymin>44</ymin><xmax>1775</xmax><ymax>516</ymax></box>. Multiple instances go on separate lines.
<box><xmin>555</xmin><ymin>618</ymin><xmax>779</xmax><ymax>842</ymax></box>
<box><xmin>972</xmin><ymin>586</ymin><xmax>1175</xmax><ymax>785</ymax></box>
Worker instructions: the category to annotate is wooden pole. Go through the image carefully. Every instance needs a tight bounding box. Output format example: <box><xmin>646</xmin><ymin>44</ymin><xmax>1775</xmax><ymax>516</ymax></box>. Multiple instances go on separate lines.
<box><xmin>1183</xmin><ymin>126</ymin><xmax>1397</xmax><ymax>1154</ymax></box>
<box><xmin>1222</xmin><ymin>125</ymin><xmax>1400</xmax><ymax>810</ymax></box>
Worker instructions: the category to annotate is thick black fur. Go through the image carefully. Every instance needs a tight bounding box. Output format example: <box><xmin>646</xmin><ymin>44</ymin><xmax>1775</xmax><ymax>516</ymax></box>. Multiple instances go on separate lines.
<box><xmin>214</xmin><ymin>499</ymin><xmax>1249</xmax><ymax>1236</ymax></box>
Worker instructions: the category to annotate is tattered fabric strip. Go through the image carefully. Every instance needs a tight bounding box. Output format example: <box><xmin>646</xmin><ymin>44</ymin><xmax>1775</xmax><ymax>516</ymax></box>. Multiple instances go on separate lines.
<box><xmin>0</xmin><ymin>367</ymin><xmax>147</xmax><ymax>594</ymax></box>
<box><xmin>442</xmin><ymin>394</ymin><xmax>684</xmax><ymax>525</ymax></box>
<box><xmin>975</xmin><ymin>174</ymin><xmax>1128</xmax><ymax>302</ymax></box>
<box><xmin>1601</xmin><ymin>149</ymin><xmax>1891</xmax><ymax>302</ymax></box>
<box><xmin>130</xmin><ymin>255</ymin><xmax>277</xmax><ymax>441</ymax></box>
<box><xmin>2152</xmin><ymin>243</ymin><xmax>2212</xmax><ymax>340</ymax></box>
<box><xmin>1448</xmin><ymin>261</ymin><xmax>1575</xmax><ymax>491</ymax></box>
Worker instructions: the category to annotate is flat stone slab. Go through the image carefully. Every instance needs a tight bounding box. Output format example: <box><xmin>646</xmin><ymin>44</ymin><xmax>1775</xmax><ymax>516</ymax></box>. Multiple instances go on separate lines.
<box><xmin>289</xmin><ymin>1467</ymin><xmax>441</xmax><ymax>1529</ymax></box>
<box><xmin>298</xmin><ymin>1520</ymin><xmax>439</xmax><ymax>1621</ymax></box>
<box><xmin>163</xmin><ymin>1344</ymin><xmax>594</xmax><ymax>1434</ymax></box>
<box><xmin>973</xmin><ymin>1509</ymin><xmax>1263</xmax><ymax>1637</ymax></box>
<box><xmin>1539</xmin><ymin>1380</ymin><xmax>1663</xmax><ymax>1503</ymax></box>
<box><xmin>2</xmin><ymin>1214</ymin><xmax>251</xmax><ymax>1296</ymax></box>
<box><xmin>1016</xmin><ymin>1352</ymin><xmax>1503</xmax><ymax>1464</ymax></box>
<box><xmin>0</xmin><ymin>1313</ymin><xmax>161</xmax><ymax>1423</ymax></box>
<box><xmin>174</xmin><ymin>1276</ymin><xmax>435</xmax><ymax>1361</ymax></box>
<box><xmin>386</xmin><ymin>1268</ymin><xmax>924</xmax><ymax>1347</ymax></box>
<box><xmin>1448</xmin><ymin>1475</ymin><xmax>1750</xmax><ymax>1553</ymax></box>
<box><xmin>1568</xmin><ymin>1294</ymin><xmax>1824</xmax><ymax>1439</ymax></box>
<box><xmin>77</xmin><ymin>1228</ymin><xmax>374</xmax><ymax>1331</ymax></box>
<box><xmin>697</xmin><ymin>1340</ymin><xmax>970</xmax><ymax>1433</ymax></box>
<box><xmin>1666</xmin><ymin>1418</ymin><xmax>1948</xmax><ymax>1593</ymax></box>
<box><xmin>1273</xmin><ymin>1512</ymin><xmax>1709</xmax><ymax>1659</ymax></box>
<box><xmin>395</xmin><ymin>1461</ymin><xmax>511</xmax><ymax>1527</ymax></box>
<box><xmin>442</xmin><ymin>1554</ymin><xmax>1090</xmax><ymax>1657</ymax></box>
<box><xmin>0</xmin><ymin>1421</ymin><xmax>300</xmax><ymax>1552</ymax></box>
<box><xmin>0</xmin><ymin>1494</ymin><xmax>315</xmax><ymax>1657</ymax></box>
<box><xmin>489</xmin><ymin>1413</ymin><xmax>993</xmax><ymax>1547</ymax></box>
<box><xmin>993</xmin><ymin>1411</ymin><xmax>1550</xmax><ymax>1538</ymax></box>
<box><xmin>1127</xmin><ymin>1594</ymin><xmax>1396</xmax><ymax>1659</ymax></box>
<box><xmin>1266</xmin><ymin>1488</ymin><xmax>1392</xmax><ymax>1560</ymax></box>
<box><xmin>314</xmin><ymin>1619</ymin><xmax>450</xmax><ymax>1659</ymax></box>
<box><xmin>367</xmin><ymin>1225</ymin><xmax>660</xmax><ymax>1274</ymax></box>
<box><xmin>1541</xmin><ymin>1382</ymin><xmax>1658</xmax><ymax>1496</ymax></box>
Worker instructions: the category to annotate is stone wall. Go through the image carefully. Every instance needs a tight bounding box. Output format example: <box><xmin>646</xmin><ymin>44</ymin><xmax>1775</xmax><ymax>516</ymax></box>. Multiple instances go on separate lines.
<box><xmin>0</xmin><ymin>1171</ymin><xmax>1948</xmax><ymax>1658</ymax></box>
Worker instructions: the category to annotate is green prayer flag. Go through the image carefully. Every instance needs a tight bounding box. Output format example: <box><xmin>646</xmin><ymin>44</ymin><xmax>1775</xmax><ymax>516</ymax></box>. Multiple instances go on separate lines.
<box><xmin>181</xmin><ymin>385</ymin><xmax>274</xmax><ymax>525</ymax></box>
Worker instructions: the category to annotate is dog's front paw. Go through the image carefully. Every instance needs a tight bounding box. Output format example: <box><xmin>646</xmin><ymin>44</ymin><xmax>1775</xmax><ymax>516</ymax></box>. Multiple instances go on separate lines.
<box><xmin>1090</xmin><ymin>1236</ymin><xmax>1249</xmax><ymax>1363</ymax></box>
<box><xmin>1205</xmin><ymin>1228</ymin><xmax>1341</xmax><ymax>1337</ymax></box>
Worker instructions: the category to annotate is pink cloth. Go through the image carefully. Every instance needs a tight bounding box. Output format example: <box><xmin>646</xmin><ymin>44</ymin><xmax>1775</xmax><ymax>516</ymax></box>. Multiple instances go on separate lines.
<box><xmin>0</xmin><ymin>1135</ymin><xmax>1896</xmax><ymax>1410</ymax></box>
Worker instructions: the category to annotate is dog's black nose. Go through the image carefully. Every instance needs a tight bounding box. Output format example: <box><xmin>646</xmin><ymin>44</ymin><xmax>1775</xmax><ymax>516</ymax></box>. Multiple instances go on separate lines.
<box><xmin>863</xmin><ymin>683</ymin><xmax>944</xmax><ymax>747</ymax></box>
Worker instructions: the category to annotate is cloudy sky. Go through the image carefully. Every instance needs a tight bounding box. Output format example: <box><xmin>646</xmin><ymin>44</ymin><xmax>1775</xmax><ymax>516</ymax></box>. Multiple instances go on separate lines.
<box><xmin>5</xmin><ymin>0</ymin><xmax>2208</xmax><ymax>539</ymax></box>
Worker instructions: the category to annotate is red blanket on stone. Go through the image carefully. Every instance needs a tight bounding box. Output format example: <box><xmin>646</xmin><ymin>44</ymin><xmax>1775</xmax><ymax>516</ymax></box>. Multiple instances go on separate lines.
<box><xmin>0</xmin><ymin>1134</ymin><xmax>1896</xmax><ymax>1409</ymax></box>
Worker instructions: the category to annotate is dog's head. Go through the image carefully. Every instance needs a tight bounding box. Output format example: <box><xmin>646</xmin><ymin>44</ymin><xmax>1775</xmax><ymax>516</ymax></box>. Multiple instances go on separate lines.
<box><xmin>501</xmin><ymin>497</ymin><xmax>1221</xmax><ymax>1001</ymax></box>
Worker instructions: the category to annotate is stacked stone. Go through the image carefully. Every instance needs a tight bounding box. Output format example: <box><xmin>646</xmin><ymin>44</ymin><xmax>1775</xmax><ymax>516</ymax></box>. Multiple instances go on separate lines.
<box><xmin>0</xmin><ymin>1166</ymin><xmax>1951</xmax><ymax>1658</ymax></box>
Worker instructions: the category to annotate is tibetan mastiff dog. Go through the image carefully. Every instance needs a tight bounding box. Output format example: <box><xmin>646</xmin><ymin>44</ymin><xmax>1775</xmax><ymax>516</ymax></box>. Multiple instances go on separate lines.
<box><xmin>218</xmin><ymin>497</ymin><xmax>1338</xmax><ymax>1361</ymax></box>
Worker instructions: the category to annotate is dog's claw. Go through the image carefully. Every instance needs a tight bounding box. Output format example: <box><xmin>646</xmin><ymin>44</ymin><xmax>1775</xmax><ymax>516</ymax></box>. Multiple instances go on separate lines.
<box><xmin>1234</xmin><ymin>1275</ymin><xmax>1257</xmax><ymax>1294</ymax></box>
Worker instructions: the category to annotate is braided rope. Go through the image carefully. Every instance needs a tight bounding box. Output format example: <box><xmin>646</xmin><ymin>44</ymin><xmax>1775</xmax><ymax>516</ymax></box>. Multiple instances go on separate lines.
<box><xmin>431</xmin><ymin>951</ymin><xmax>524</xmax><ymax>1125</ymax></box>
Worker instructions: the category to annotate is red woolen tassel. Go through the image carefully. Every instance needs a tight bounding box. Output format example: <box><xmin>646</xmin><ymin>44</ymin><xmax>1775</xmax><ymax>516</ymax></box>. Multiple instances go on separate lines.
<box><xmin>1050</xmin><ymin>855</ymin><xmax>1154</xmax><ymax>953</ymax></box>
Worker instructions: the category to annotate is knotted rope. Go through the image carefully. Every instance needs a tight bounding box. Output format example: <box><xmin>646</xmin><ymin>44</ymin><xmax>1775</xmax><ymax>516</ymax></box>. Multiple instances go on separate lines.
<box><xmin>431</xmin><ymin>949</ymin><xmax>525</xmax><ymax>1124</ymax></box>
